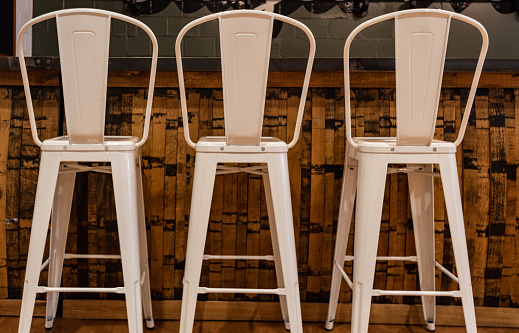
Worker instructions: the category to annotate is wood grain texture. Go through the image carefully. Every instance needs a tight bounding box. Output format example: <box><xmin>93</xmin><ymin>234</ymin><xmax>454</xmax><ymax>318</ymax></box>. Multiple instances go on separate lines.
<box><xmin>102</xmin><ymin>71</ymin><xmax>519</xmax><ymax>89</ymax></box>
<box><xmin>56</xmin><ymin>300</ymin><xmax>519</xmax><ymax>328</ymax></box>
<box><xmin>1</xmin><ymin>74</ymin><xmax>519</xmax><ymax>326</ymax></box>
<box><xmin>4</xmin><ymin>70</ymin><xmax>519</xmax><ymax>89</ymax></box>
<box><xmin>1</xmin><ymin>316</ymin><xmax>519</xmax><ymax>333</ymax></box>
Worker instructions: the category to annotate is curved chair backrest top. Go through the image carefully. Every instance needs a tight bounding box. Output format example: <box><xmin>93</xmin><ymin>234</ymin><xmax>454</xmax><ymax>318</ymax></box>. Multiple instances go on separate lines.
<box><xmin>176</xmin><ymin>10</ymin><xmax>315</xmax><ymax>149</ymax></box>
<box><xmin>17</xmin><ymin>8</ymin><xmax>158</xmax><ymax>147</ymax></box>
<box><xmin>344</xmin><ymin>9</ymin><xmax>488</xmax><ymax>149</ymax></box>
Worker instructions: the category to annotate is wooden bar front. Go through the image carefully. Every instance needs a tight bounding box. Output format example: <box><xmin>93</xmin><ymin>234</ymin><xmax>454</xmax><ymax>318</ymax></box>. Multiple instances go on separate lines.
<box><xmin>0</xmin><ymin>69</ymin><xmax>518</xmax><ymax>326</ymax></box>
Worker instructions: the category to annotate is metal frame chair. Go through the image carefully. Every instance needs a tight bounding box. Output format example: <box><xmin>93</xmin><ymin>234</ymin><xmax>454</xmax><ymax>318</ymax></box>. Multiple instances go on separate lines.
<box><xmin>326</xmin><ymin>9</ymin><xmax>488</xmax><ymax>333</ymax></box>
<box><xmin>16</xmin><ymin>9</ymin><xmax>158</xmax><ymax>333</ymax></box>
<box><xmin>175</xmin><ymin>10</ymin><xmax>315</xmax><ymax>333</ymax></box>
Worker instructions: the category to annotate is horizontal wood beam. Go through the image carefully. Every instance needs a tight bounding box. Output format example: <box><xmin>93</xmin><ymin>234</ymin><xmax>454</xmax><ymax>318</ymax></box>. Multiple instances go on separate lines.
<box><xmin>108</xmin><ymin>71</ymin><xmax>519</xmax><ymax>89</ymax></box>
<box><xmin>0</xmin><ymin>299</ymin><xmax>517</xmax><ymax>327</ymax></box>
<box><xmin>45</xmin><ymin>300</ymin><xmax>519</xmax><ymax>328</ymax></box>
<box><xmin>0</xmin><ymin>300</ymin><xmax>46</xmax><ymax>317</ymax></box>
<box><xmin>0</xmin><ymin>71</ymin><xmax>60</xmax><ymax>86</ymax></box>
<box><xmin>3</xmin><ymin>70</ymin><xmax>519</xmax><ymax>89</ymax></box>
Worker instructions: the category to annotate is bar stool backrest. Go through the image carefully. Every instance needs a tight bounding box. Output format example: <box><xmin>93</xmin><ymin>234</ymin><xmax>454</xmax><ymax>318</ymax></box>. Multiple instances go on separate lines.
<box><xmin>57</xmin><ymin>12</ymin><xmax>110</xmax><ymax>144</ymax></box>
<box><xmin>220</xmin><ymin>13</ymin><xmax>272</xmax><ymax>146</ymax></box>
<box><xmin>176</xmin><ymin>10</ymin><xmax>315</xmax><ymax>148</ymax></box>
<box><xmin>17</xmin><ymin>9</ymin><xmax>158</xmax><ymax>147</ymax></box>
<box><xmin>395</xmin><ymin>11</ymin><xmax>450</xmax><ymax>146</ymax></box>
<box><xmin>344</xmin><ymin>9</ymin><xmax>488</xmax><ymax>148</ymax></box>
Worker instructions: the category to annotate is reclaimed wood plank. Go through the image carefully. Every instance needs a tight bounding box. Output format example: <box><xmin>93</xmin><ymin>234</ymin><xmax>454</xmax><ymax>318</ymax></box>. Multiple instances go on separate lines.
<box><xmin>307</xmin><ymin>89</ymin><xmax>325</xmax><ymax>301</ymax></box>
<box><xmin>473</xmin><ymin>90</ymin><xmax>490</xmax><ymax>306</ymax></box>
<box><xmin>163</xmin><ymin>88</ymin><xmax>179</xmax><ymax>300</ymax></box>
<box><xmin>0</xmin><ymin>88</ymin><xmax>12</xmax><ymax>298</ymax></box>
<box><xmin>321</xmin><ymin>88</ymin><xmax>336</xmax><ymax>297</ymax></box>
<box><xmin>297</xmin><ymin>88</ymin><xmax>312</xmax><ymax>302</ymax></box>
<box><xmin>501</xmin><ymin>88</ymin><xmax>516</xmax><ymax>307</ymax></box>
<box><xmin>59</xmin><ymin>299</ymin><xmax>519</xmax><ymax>328</ymax></box>
<box><xmin>150</xmin><ymin>89</ymin><xmax>167</xmax><ymax>299</ymax></box>
<box><xmin>105</xmin><ymin>71</ymin><xmax>519</xmax><ymax>89</ymax></box>
<box><xmin>486</xmin><ymin>88</ymin><xmax>506</xmax><ymax>307</ymax></box>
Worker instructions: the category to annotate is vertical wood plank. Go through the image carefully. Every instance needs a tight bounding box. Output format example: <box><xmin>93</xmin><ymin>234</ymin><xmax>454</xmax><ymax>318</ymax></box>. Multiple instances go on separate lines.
<box><xmin>174</xmin><ymin>88</ymin><xmax>188</xmax><ymax>299</ymax></box>
<box><xmin>461</xmin><ymin>88</ymin><xmax>481</xmax><ymax>305</ymax></box>
<box><xmin>150</xmin><ymin>89</ymin><xmax>167</xmax><ymax>299</ymax></box>
<box><xmin>473</xmin><ymin>90</ymin><xmax>490</xmax><ymax>306</ymax></box>
<box><xmin>486</xmin><ymin>88</ymin><xmax>506</xmax><ymax>307</ymax></box>
<box><xmin>321</xmin><ymin>89</ymin><xmax>336</xmax><ymax>297</ymax></box>
<box><xmin>307</xmin><ymin>89</ymin><xmax>325</xmax><ymax>301</ymax></box>
<box><xmin>0</xmin><ymin>88</ymin><xmax>12</xmax><ymax>298</ymax></box>
<box><xmin>6</xmin><ymin>88</ymin><xmax>24</xmax><ymax>298</ymax></box>
<box><xmin>501</xmin><ymin>88</ymin><xmax>516</xmax><ymax>306</ymax></box>
<box><xmin>513</xmin><ymin>89</ymin><xmax>519</xmax><ymax>307</ymax></box>
<box><xmin>163</xmin><ymin>88</ymin><xmax>179</xmax><ymax>299</ymax></box>
<box><xmin>298</xmin><ymin>88</ymin><xmax>312</xmax><ymax>302</ymax></box>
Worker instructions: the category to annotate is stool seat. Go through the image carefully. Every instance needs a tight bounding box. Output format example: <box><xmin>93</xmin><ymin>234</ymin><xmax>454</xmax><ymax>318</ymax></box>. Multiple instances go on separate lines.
<box><xmin>352</xmin><ymin>137</ymin><xmax>456</xmax><ymax>153</ymax></box>
<box><xmin>42</xmin><ymin>136</ymin><xmax>140</xmax><ymax>151</ymax></box>
<box><xmin>196</xmin><ymin>136</ymin><xmax>288</xmax><ymax>153</ymax></box>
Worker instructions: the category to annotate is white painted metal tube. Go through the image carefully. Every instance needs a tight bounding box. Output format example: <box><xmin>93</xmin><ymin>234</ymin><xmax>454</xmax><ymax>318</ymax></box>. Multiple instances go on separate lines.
<box><xmin>436</xmin><ymin>262</ymin><xmax>459</xmax><ymax>283</ymax></box>
<box><xmin>64</xmin><ymin>254</ymin><xmax>121</xmax><ymax>260</ymax></box>
<box><xmin>198</xmin><ymin>287</ymin><xmax>284</xmax><ymax>295</ymax></box>
<box><xmin>372</xmin><ymin>289</ymin><xmax>461</xmax><ymax>297</ymax></box>
<box><xmin>37</xmin><ymin>286</ymin><xmax>125</xmax><ymax>294</ymax></box>
<box><xmin>334</xmin><ymin>260</ymin><xmax>353</xmax><ymax>289</ymax></box>
<box><xmin>203</xmin><ymin>254</ymin><xmax>275</xmax><ymax>261</ymax></box>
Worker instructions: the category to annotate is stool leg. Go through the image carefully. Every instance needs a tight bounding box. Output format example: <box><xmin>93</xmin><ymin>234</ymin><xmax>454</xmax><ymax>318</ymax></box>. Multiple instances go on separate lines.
<box><xmin>136</xmin><ymin>155</ymin><xmax>154</xmax><ymax>329</ymax></box>
<box><xmin>18</xmin><ymin>154</ymin><xmax>61</xmax><ymax>333</ymax></box>
<box><xmin>179</xmin><ymin>153</ymin><xmax>218</xmax><ymax>333</ymax></box>
<box><xmin>408</xmin><ymin>164</ymin><xmax>436</xmax><ymax>331</ymax></box>
<box><xmin>263</xmin><ymin>170</ymin><xmax>290</xmax><ymax>331</ymax></box>
<box><xmin>351</xmin><ymin>153</ymin><xmax>387</xmax><ymax>333</ymax></box>
<box><xmin>266</xmin><ymin>153</ymin><xmax>302</xmax><ymax>333</ymax></box>
<box><xmin>326</xmin><ymin>153</ymin><xmax>358</xmax><ymax>331</ymax></box>
<box><xmin>439</xmin><ymin>154</ymin><xmax>477</xmax><ymax>332</ymax></box>
<box><xmin>46</xmin><ymin>169</ymin><xmax>76</xmax><ymax>328</ymax></box>
<box><xmin>112</xmin><ymin>151</ymin><xmax>144</xmax><ymax>333</ymax></box>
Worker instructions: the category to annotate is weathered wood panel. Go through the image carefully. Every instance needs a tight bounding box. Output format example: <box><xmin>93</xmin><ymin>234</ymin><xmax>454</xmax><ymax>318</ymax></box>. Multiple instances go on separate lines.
<box><xmin>1</xmin><ymin>75</ymin><xmax>518</xmax><ymax>315</ymax></box>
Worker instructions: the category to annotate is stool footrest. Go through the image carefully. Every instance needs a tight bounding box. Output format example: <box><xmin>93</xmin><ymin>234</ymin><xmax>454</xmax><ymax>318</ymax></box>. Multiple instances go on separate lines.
<box><xmin>36</xmin><ymin>286</ymin><xmax>125</xmax><ymax>294</ymax></box>
<box><xmin>372</xmin><ymin>289</ymin><xmax>461</xmax><ymax>297</ymax></box>
<box><xmin>64</xmin><ymin>253</ymin><xmax>121</xmax><ymax>260</ymax></box>
<box><xmin>198</xmin><ymin>287</ymin><xmax>284</xmax><ymax>295</ymax></box>
<box><xmin>203</xmin><ymin>254</ymin><xmax>275</xmax><ymax>261</ymax></box>
<box><xmin>344</xmin><ymin>255</ymin><xmax>418</xmax><ymax>262</ymax></box>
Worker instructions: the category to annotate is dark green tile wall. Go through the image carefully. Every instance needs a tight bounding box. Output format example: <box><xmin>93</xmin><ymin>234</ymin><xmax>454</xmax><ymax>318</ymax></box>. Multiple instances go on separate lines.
<box><xmin>31</xmin><ymin>1</ymin><xmax>519</xmax><ymax>59</ymax></box>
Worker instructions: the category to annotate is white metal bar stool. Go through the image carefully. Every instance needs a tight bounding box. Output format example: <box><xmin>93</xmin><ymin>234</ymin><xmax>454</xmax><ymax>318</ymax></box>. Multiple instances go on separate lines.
<box><xmin>175</xmin><ymin>10</ymin><xmax>315</xmax><ymax>333</ymax></box>
<box><xmin>16</xmin><ymin>9</ymin><xmax>158</xmax><ymax>333</ymax></box>
<box><xmin>325</xmin><ymin>9</ymin><xmax>488</xmax><ymax>333</ymax></box>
